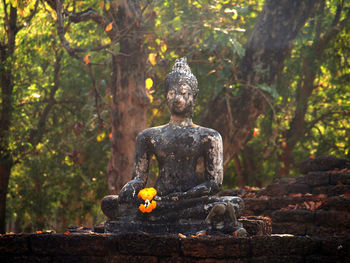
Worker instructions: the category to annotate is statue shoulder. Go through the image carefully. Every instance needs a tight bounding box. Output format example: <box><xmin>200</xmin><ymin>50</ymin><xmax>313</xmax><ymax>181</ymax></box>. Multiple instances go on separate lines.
<box><xmin>195</xmin><ymin>126</ymin><xmax>222</xmax><ymax>142</ymax></box>
<box><xmin>136</xmin><ymin>125</ymin><xmax>167</xmax><ymax>141</ymax></box>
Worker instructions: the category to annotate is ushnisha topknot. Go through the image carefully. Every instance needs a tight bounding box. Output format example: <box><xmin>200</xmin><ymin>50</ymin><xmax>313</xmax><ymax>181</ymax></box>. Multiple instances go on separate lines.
<box><xmin>165</xmin><ymin>57</ymin><xmax>199</xmax><ymax>100</ymax></box>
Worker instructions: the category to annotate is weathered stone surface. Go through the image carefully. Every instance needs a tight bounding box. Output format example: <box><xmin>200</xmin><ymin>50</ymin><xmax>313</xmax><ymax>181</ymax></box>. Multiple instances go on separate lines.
<box><xmin>239</xmin><ymin>216</ymin><xmax>272</xmax><ymax>236</ymax></box>
<box><xmin>314</xmin><ymin>210</ymin><xmax>350</xmax><ymax>228</ymax></box>
<box><xmin>251</xmin><ymin>236</ymin><xmax>319</xmax><ymax>257</ymax></box>
<box><xmin>250</xmin><ymin>255</ymin><xmax>303</xmax><ymax>263</ymax></box>
<box><xmin>115</xmin><ymin>233</ymin><xmax>180</xmax><ymax>256</ymax></box>
<box><xmin>268</xmin><ymin>197</ymin><xmax>301</xmax><ymax>210</ymax></box>
<box><xmin>329</xmin><ymin>172</ymin><xmax>350</xmax><ymax>185</ymax></box>
<box><xmin>1</xmin><ymin>233</ymin><xmax>349</xmax><ymax>262</ymax></box>
<box><xmin>298</xmin><ymin>156</ymin><xmax>349</xmax><ymax>174</ymax></box>
<box><xmin>30</xmin><ymin>233</ymin><xmax>113</xmax><ymax>256</ymax></box>
<box><xmin>272</xmin><ymin>209</ymin><xmax>314</xmax><ymax>223</ymax></box>
<box><xmin>320</xmin><ymin>196</ymin><xmax>350</xmax><ymax>211</ymax></box>
<box><xmin>109</xmin><ymin>255</ymin><xmax>158</xmax><ymax>263</ymax></box>
<box><xmin>0</xmin><ymin>255</ymin><xmax>52</xmax><ymax>263</ymax></box>
<box><xmin>286</xmin><ymin>183</ymin><xmax>311</xmax><ymax>194</ymax></box>
<box><xmin>181</xmin><ymin>236</ymin><xmax>250</xmax><ymax>258</ymax></box>
<box><xmin>272</xmin><ymin>222</ymin><xmax>307</xmax><ymax>236</ymax></box>
<box><xmin>327</xmin><ymin>185</ymin><xmax>350</xmax><ymax>196</ymax></box>
<box><xmin>265</xmin><ymin>183</ymin><xmax>288</xmax><ymax>196</ymax></box>
<box><xmin>0</xmin><ymin>234</ymin><xmax>28</xmax><ymax>254</ymax></box>
<box><xmin>303</xmin><ymin>172</ymin><xmax>330</xmax><ymax>186</ymax></box>
<box><xmin>312</xmin><ymin>186</ymin><xmax>329</xmax><ymax>195</ymax></box>
<box><xmin>244</xmin><ymin>198</ymin><xmax>269</xmax><ymax>212</ymax></box>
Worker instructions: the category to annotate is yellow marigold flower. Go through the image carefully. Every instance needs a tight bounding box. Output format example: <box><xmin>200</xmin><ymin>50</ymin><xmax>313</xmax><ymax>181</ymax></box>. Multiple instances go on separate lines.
<box><xmin>137</xmin><ymin>187</ymin><xmax>157</xmax><ymax>201</ymax></box>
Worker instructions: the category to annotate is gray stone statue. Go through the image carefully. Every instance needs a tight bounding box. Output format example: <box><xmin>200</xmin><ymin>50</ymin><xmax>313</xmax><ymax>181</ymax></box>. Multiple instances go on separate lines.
<box><xmin>101</xmin><ymin>57</ymin><xmax>246</xmax><ymax>236</ymax></box>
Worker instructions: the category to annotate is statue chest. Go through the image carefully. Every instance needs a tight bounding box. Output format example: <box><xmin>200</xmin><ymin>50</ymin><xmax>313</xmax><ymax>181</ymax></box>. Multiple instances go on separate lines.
<box><xmin>150</xmin><ymin>129</ymin><xmax>204</xmax><ymax>162</ymax></box>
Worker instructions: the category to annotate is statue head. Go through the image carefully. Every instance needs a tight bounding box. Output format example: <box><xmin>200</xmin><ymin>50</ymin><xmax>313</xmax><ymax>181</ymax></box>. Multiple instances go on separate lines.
<box><xmin>165</xmin><ymin>57</ymin><xmax>198</xmax><ymax>117</ymax></box>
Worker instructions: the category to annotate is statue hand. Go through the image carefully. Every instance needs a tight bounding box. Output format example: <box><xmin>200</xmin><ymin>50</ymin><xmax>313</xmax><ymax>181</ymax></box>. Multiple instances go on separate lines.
<box><xmin>118</xmin><ymin>178</ymin><xmax>144</xmax><ymax>203</ymax></box>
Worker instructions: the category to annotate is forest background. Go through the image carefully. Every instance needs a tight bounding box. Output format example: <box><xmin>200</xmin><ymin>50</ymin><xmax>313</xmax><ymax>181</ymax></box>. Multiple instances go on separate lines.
<box><xmin>0</xmin><ymin>0</ymin><xmax>349</xmax><ymax>233</ymax></box>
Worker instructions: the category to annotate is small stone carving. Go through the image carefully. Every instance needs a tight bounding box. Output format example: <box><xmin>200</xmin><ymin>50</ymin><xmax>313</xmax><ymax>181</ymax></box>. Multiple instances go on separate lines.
<box><xmin>101</xmin><ymin>57</ymin><xmax>246</xmax><ymax>236</ymax></box>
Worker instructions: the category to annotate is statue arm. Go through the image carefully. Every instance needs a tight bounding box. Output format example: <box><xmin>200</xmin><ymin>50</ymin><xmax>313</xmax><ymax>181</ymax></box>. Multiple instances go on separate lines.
<box><xmin>118</xmin><ymin>131</ymin><xmax>150</xmax><ymax>202</ymax></box>
<box><xmin>204</xmin><ymin>131</ymin><xmax>223</xmax><ymax>190</ymax></box>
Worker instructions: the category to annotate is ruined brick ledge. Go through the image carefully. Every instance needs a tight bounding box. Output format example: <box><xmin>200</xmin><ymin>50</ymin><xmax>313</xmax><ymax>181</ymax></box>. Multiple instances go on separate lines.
<box><xmin>0</xmin><ymin>233</ymin><xmax>349</xmax><ymax>262</ymax></box>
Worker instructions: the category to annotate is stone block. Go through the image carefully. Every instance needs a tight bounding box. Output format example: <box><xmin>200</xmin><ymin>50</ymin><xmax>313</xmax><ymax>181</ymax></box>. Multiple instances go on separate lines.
<box><xmin>239</xmin><ymin>216</ymin><xmax>272</xmax><ymax>236</ymax></box>
<box><xmin>319</xmin><ymin>237</ymin><xmax>350</xmax><ymax>257</ymax></box>
<box><xmin>117</xmin><ymin>233</ymin><xmax>180</xmax><ymax>256</ymax></box>
<box><xmin>244</xmin><ymin>198</ymin><xmax>269</xmax><ymax>212</ymax></box>
<box><xmin>265</xmin><ymin>184</ymin><xmax>288</xmax><ymax>196</ymax></box>
<box><xmin>0</xmin><ymin>234</ymin><xmax>28</xmax><ymax>255</ymax></box>
<box><xmin>286</xmin><ymin>183</ymin><xmax>311</xmax><ymax>194</ymax></box>
<box><xmin>329</xmin><ymin>172</ymin><xmax>350</xmax><ymax>185</ymax></box>
<box><xmin>0</xmin><ymin>255</ymin><xmax>52</xmax><ymax>263</ymax></box>
<box><xmin>181</xmin><ymin>236</ymin><xmax>250</xmax><ymax>258</ymax></box>
<box><xmin>312</xmin><ymin>186</ymin><xmax>329</xmax><ymax>195</ymax></box>
<box><xmin>271</xmin><ymin>209</ymin><xmax>314</xmax><ymax>223</ymax></box>
<box><xmin>320</xmin><ymin>196</ymin><xmax>350</xmax><ymax>211</ymax></box>
<box><xmin>250</xmin><ymin>255</ymin><xmax>304</xmax><ymax>263</ymax></box>
<box><xmin>251</xmin><ymin>236</ymin><xmax>318</xmax><ymax>257</ymax></box>
<box><xmin>272</xmin><ymin>222</ymin><xmax>306</xmax><ymax>236</ymax></box>
<box><xmin>304</xmin><ymin>172</ymin><xmax>329</xmax><ymax>186</ymax></box>
<box><xmin>30</xmin><ymin>233</ymin><xmax>112</xmax><ymax>256</ymax></box>
<box><xmin>328</xmin><ymin>185</ymin><xmax>350</xmax><ymax>196</ymax></box>
<box><xmin>269</xmin><ymin>197</ymin><xmax>301</xmax><ymax>210</ymax></box>
<box><xmin>109</xmin><ymin>255</ymin><xmax>158</xmax><ymax>263</ymax></box>
<box><xmin>314</xmin><ymin>210</ymin><xmax>350</xmax><ymax>228</ymax></box>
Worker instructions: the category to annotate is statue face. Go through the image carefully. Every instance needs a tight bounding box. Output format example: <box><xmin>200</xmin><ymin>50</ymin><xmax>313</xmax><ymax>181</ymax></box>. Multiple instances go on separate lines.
<box><xmin>166</xmin><ymin>81</ymin><xmax>194</xmax><ymax>117</ymax></box>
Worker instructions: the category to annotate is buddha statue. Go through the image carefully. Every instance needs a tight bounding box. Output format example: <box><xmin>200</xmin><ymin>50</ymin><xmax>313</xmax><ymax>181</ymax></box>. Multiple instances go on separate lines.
<box><xmin>101</xmin><ymin>57</ymin><xmax>246</xmax><ymax>236</ymax></box>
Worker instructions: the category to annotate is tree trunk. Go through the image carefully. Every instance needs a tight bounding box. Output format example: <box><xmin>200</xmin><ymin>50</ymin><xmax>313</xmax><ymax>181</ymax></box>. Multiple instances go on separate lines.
<box><xmin>0</xmin><ymin>4</ymin><xmax>17</xmax><ymax>234</ymax></box>
<box><xmin>277</xmin><ymin>1</ymin><xmax>349</xmax><ymax>177</ymax></box>
<box><xmin>106</xmin><ymin>0</ymin><xmax>149</xmax><ymax>194</ymax></box>
<box><xmin>201</xmin><ymin>0</ymin><xmax>318</xmax><ymax>170</ymax></box>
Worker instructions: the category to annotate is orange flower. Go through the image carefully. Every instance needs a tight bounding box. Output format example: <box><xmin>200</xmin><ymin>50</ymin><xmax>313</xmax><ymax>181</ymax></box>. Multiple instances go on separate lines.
<box><xmin>139</xmin><ymin>200</ymin><xmax>157</xmax><ymax>213</ymax></box>
<box><xmin>138</xmin><ymin>187</ymin><xmax>157</xmax><ymax>213</ymax></box>
<box><xmin>138</xmin><ymin>187</ymin><xmax>157</xmax><ymax>201</ymax></box>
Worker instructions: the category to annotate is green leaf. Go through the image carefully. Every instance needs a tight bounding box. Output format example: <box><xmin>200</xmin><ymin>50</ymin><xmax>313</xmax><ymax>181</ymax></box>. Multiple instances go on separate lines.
<box><xmin>258</xmin><ymin>84</ymin><xmax>279</xmax><ymax>99</ymax></box>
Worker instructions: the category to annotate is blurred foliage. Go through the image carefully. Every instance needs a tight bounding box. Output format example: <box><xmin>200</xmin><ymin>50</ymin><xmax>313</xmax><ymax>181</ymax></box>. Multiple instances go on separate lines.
<box><xmin>2</xmin><ymin>0</ymin><xmax>349</xmax><ymax>232</ymax></box>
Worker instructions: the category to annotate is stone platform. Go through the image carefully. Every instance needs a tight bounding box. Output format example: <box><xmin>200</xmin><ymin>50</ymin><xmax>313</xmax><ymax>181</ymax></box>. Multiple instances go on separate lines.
<box><xmin>104</xmin><ymin>215</ymin><xmax>271</xmax><ymax>236</ymax></box>
<box><xmin>1</xmin><ymin>232</ymin><xmax>349</xmax><ymax>262</ymax></box>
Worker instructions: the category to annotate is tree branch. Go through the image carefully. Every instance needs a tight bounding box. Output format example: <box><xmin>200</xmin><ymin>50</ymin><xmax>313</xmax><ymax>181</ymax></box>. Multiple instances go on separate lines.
<box><xmin>16</xmin><ymin>0</ymin><xmax>40</xmax><ymax>31</ymax></box>
<box><xmin>315</xmin><ymin>10</ymin><xmax>350</xmax><ymax>55</ymax></box>
<box><xmin>29</xmin><ymin>50</ymin><xmax>63</xmax><ymax>146</ymax></box>
<box><xmin>54</xmin><ymin>0</ymin><xmax>111</xmax><ymax>59</ymax></box>
<box><xmin>68</xmin><ymin>8</ymin><xmax>107</xmax><ymax>26</ymax></box>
